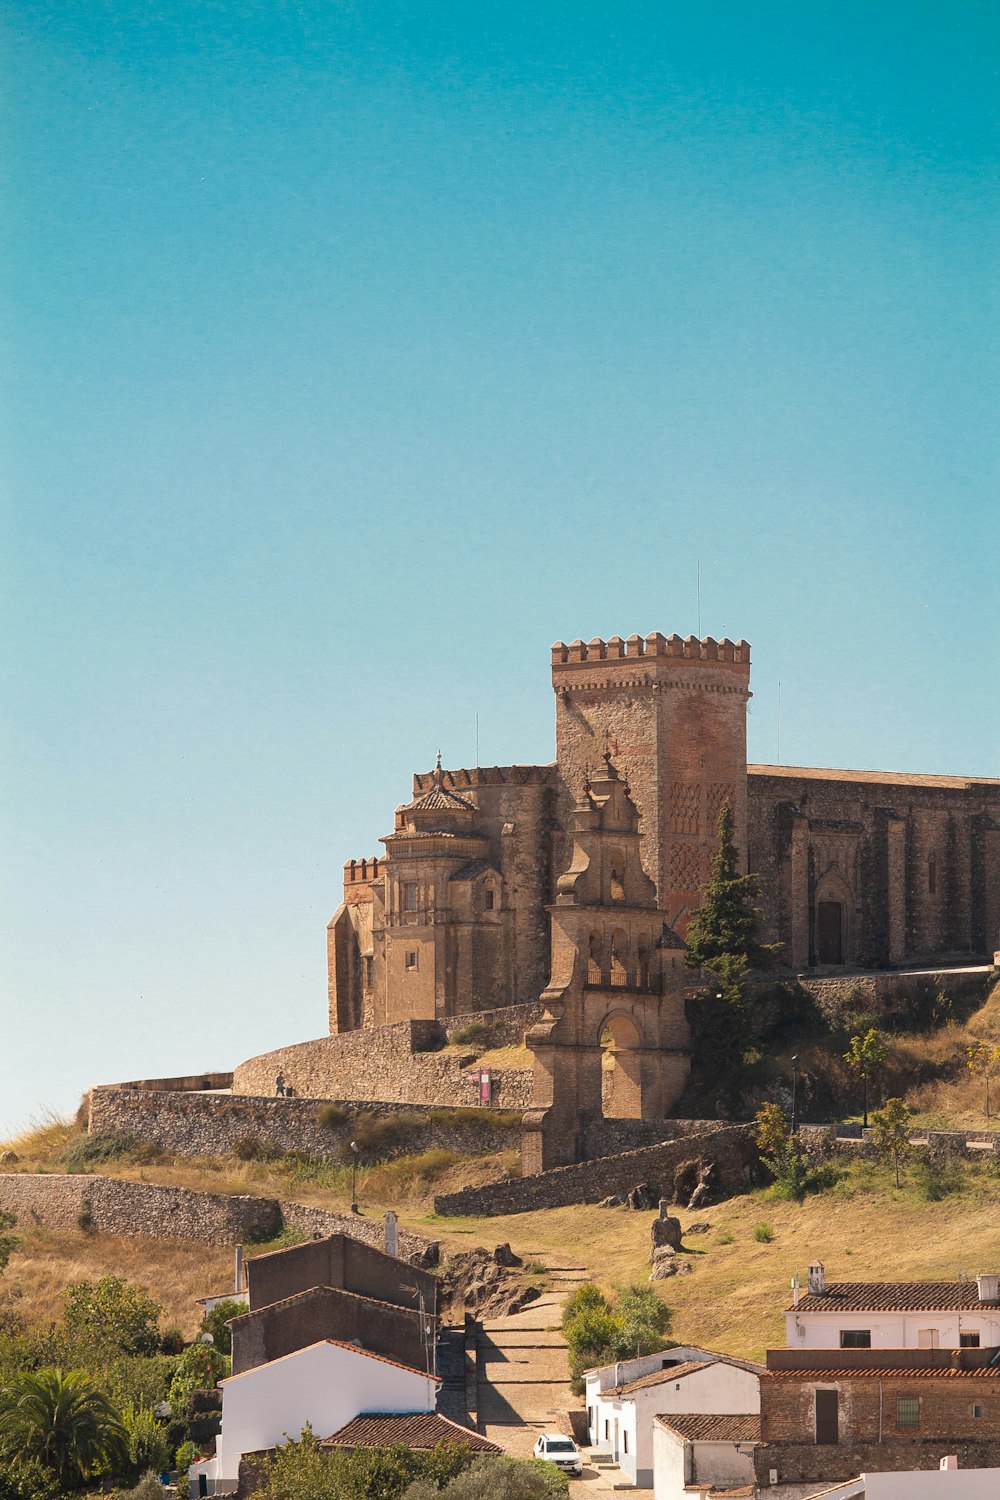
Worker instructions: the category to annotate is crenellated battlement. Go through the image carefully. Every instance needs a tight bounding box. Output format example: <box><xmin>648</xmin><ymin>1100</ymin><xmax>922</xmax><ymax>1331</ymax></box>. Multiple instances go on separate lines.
<box><xmin>551</xmin><ymin>632</ymin><xmax>750</xmax><ymax>668</ymax></box>
<box><xmin>412</xmin><ymin>763</ymin><xmax>557</xmax><ymax>794</ymax></box>
<box><xmin>343</xmin><ymin>856</ymin><xmax>381</xmax><ymax>886</ymax></box>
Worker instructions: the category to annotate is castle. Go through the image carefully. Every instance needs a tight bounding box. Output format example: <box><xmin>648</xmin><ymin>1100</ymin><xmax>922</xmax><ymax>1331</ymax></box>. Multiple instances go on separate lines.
<box><xmin>328</xmin><ymin>631</ymin><xmax>1000</xmax><ymax>1037</ymax></box>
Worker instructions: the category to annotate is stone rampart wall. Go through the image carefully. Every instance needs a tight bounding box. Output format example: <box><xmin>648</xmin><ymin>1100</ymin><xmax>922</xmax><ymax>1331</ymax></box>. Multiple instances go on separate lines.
<box><xmin>88</xmin><ymin>1088</ymin><xmax>522</xmax><ymax>1162</ymax></box>
<box><xmin>0</xmin><ymin>1174</ymin><xmax>279</xmax><ymax>1244</ymax></box>
<box><xmin>433</xmin><ymin>1124</ymin><xmax>757</xmax><ymax>1217</ymax></box>
<box><xmin>755</xmin><ymin>1439</ymin><xmax>1000</xmax><ymax>1488</ymax></box>
<box><xmin>0</xmin><ymin>1173</ymin><xmax>437</xmax><ymax>1260</ymax></box>
<box><xmin>231</xmin><ymin>1006</ymin><xmax>538</xmax><ymax>1108</ymax></box>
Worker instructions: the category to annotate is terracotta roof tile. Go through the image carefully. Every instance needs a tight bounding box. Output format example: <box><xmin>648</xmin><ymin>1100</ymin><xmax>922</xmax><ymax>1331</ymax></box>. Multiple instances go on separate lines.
<box><xmin>767</xmin><ymin>1366</ymin><xmax>1000</xmax><ymax>1380</ymax></box>
<box><xmin>614</xmin><ymin>1360</ymin><xmax>713</xmax><ymax>1395</ymax></box>
<box><xmin>221</xmin><ymin>1338</ymin><xmax>441</xmax><ymax>1385</ymax></box>
<box><xmin>748</xmin><ymin>764</ymin><xmax>1000</xmax><ymax>789</ymax></box>
<box><xmin>791</xmin><ymin>1280</ymin><xmax>1000</xmax><ymax>1313</ymax></box>
<box><xmin>656</xmin><ymin>1414</ymin><xmax>761</xmax><ymax>1442</ymax></box>
<box><xmin>321</xmin><ymin>1412</ymin><xmax>501</xmax><ymax>1452</ymax></box>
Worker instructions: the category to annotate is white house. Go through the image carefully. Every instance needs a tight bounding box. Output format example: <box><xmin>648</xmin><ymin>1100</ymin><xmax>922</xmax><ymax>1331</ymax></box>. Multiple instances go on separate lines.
<box><xmin>652</xmin><ymin>1412</ymin><xmax>760</xmax><ymax>1500</ymax></box>
<box><xmin>796</xmin><ymin>1458</ymin><xmax>1000</xmax><ymax>1499</ymax></box>
<box><xmin>786</xmin><ymin>1265</ymin><xmax>1000</xmax><ymax>1351</ymax></box>
<box><xmin>586</xmin><ymin>1349</ymin><xmax>763</xmax><ymax>1489</ymax></box>
<box><xmin>189</xmin><ymin>1338</ymin><xmax>439</xmax><ymax>1494</ymax></box>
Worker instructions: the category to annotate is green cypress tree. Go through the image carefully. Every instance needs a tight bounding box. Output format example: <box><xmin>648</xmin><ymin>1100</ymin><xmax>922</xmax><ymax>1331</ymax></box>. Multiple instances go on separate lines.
<box><xmin>684</xmin><ymin>803</ymin><xmax>775</xmax><ymax>971</ymax></box>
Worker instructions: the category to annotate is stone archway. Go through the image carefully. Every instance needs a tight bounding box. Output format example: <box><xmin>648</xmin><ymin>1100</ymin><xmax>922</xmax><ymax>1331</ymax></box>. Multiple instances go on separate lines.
<box><xmin>599</xmin><ymin>1011</ymin><xmax>644</xmax><ymax>1119</ymax></box>
<box><xmin>815</xmin><ymin>869</ymin><xmax>853</xmax><ymax>966</ymax></box>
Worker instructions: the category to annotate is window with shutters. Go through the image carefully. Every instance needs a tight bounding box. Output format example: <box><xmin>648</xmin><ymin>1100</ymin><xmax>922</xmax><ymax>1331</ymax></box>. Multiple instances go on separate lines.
<box><xmin>839</xmin><ymin>1330</ymin><xmax>871</xmax><ymax>1348</ymax></box>
<box><xmin>896</xmin><ymin>1397</ymin><xmax>920</xmax><ymax>1430</ymax></box>
<box><xmin>961</xmin><ymin>1332</ymin><xmax>981</xmax><ymax>1348</ymax></box>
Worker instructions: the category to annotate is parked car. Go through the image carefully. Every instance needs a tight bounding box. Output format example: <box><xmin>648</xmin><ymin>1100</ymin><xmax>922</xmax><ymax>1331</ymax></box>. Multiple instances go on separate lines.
<box><xmin>532</xmin><ymin>1432</ymin><xmax>583</xmax><ymax>1476</ymax></box>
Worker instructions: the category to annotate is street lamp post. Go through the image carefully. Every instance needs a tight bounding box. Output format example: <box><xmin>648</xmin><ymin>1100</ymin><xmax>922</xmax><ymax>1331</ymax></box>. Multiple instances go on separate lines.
<box><xmin>791</xmin><ymin>1055</ymin><xmax>799</xmax><ymax>1134</ymax></box>
<box><xmin>350</xmin><ymin>1140</ymin><xmax>360</xmax><ymax>1213</ymax></box>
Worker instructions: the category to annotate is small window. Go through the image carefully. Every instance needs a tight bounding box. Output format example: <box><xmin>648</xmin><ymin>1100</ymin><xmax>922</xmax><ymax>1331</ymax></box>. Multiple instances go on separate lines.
<box><xmin>364</xmin><ymin>956</ymin><xmax>374</xmax><ymax>988</ymax></box>
<box><xmin>604</xmin><ymin>1420</ymin><xmax>609</xmax><ymax>1440</ymax></box>
<box><xmin>973</xmin><ymin>1404</ymin><xmax>984</xmax><ymax>1419</ymax></box>
<box><xmin>484</xmin><ymin>888</ymin><xmax>495</xmax><ymax>911</ymax></box>
<box><xmin>839</xmin><ymin>1330</ymin><xmax>872</xmax><ymax>1348</ymax></box>
<box><xmin>403</xmin><ymin>882</ymin><xmax>418</xmax><ymax>912</ymax></box>
<box><xmin>896</xmin><ymin>1396</ymin><xmax>920</xmax><ymax>1430</ymax></box>
<box><xmin>961</xmin><ymin>1332</ymin><xmax>981</xmax><ymax>1348</ymax></box>
<box><xmin>917</xmin><ymin>1329</ymin><xmax>940</xmax><ymax>1349</ymax></box>
<box><xmin>405</xmin><ymin>950</ymin><xmax>418</xmax><ymax>971</ymax></box>
<box><xmin>622</xmin><ymin>1430</ymin><xmax>628</xmax><ymax>1454</ymax></box>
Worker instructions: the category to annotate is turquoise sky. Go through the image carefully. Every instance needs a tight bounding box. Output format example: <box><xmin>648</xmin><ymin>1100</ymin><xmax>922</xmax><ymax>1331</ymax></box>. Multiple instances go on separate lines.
<box><xmin>2</xmin><ymin>1</ymin><xmax>998</xmax><ymax>1135</ymax></box>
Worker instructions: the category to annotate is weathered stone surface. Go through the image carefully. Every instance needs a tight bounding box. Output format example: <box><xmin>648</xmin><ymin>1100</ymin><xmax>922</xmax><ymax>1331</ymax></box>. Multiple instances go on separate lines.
<box><xmin>438</xmin><ymin>1248</ymin><xmax>541</xmax><ymax>1319</ymax></box>
<box><xmin>651</xmin><ymin>1214</ymin><xmax>682</xmax><ymax>1251</ymax></box>
<box><xmin>685</xmin><ymin>1221</ymin><xmax>711</xmax><ymax>1234</ymax></box>
<box><xmin>627</xmin><ymin>1182</ymin><xmax>660</xmax><ymax>1211</ymax></box>
<box><xmin>493</xmin><ymin>1242</ymin><xmax>522</xmax><ymax>1268</ymax></box>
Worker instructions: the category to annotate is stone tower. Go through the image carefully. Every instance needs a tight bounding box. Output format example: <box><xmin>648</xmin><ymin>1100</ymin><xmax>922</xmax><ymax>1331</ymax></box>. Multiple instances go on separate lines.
<box><xmin>552</xmin><ymin>633</ymin><xmax>751</xmax><ymax>931</ymax></box>
<box><xmin>523</xmin><ymin>755</ymin><xmax>690</xmax><ymax>1173</ymax></box>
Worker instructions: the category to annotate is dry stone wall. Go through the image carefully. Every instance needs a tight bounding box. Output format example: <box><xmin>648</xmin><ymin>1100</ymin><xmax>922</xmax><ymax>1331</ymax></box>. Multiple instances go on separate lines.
<box><xmin>231</xmin><ymin>1006</ymin><xmax>538</xmax><ymax>1107</ymax></box>
<box><xmin>0</xmin><ymin>1174</ymin><xmax>280</xmax><ymax>1244</ymax></box>
<box><xmin>433</xmin><ymin>1123</ymin><xmax>757</xmax><ymax>1216</ymax></box>
<box><xmin>0</xmin><ymin>1173</ymin><xmax>437</xmax><ymax>1259</ymax></box>
<box><xmin>88</xmin><ymin>1088</ymin><xmax>521</xmax><ymax>1162</ymax></box>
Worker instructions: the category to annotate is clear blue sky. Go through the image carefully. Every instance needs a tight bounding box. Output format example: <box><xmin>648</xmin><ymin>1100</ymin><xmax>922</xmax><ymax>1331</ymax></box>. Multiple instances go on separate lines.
<box><xmin>2</xmin><ymin>1</ymin><xmax>998</xmax><ymax>1137</ymax></box>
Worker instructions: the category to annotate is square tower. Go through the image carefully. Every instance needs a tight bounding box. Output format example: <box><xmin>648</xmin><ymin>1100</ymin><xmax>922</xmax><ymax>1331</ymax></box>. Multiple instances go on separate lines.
<box><xmin>552</xmin><ymin>632</ymin><xmax>751</xmax><ymax>931</ymax></box>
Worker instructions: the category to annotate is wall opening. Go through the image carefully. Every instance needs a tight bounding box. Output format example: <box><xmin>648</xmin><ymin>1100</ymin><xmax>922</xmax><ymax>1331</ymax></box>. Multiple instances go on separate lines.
<box><xmin>817</xmin><ymin>901</ymin><xmax>844</xmax><ymax>964</ymax></box>
<box><xmin>599</xmin><ymin>1012</ymin><xmax>643</xmax><ymax>1119</ymax></box>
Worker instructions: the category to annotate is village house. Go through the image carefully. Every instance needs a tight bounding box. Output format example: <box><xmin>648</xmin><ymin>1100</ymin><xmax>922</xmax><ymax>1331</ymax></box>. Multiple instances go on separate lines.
<box><xmin>786</xmin><ymin>1265</ymin><xmax>1000</xmax><ymax>1351</ymax></box>
<box><xmin>652</xmin><ymin>1411</ymin><xmax>761</xmax><ymax>1500</ymax></box>
<box><xmin>795</xmin><ymin>1457</ymin><xmax>1000</xmax><ymax>1498</ymax></box>
<box><xmin>585</xmin><ymin>1347</ymin><xmax>764</xmax><ymax>1489</ymax></box>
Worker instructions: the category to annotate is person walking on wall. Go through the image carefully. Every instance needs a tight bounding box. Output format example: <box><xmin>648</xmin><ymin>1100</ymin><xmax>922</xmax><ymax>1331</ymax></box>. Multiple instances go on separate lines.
<box><xmin>274</xmin><ymin>1072</ymin><xmax>285</xmax><ymax>1097</ymax></box>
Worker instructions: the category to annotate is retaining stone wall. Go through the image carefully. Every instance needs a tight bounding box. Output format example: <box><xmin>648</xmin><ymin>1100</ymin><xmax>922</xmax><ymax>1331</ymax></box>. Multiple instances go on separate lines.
<box><xmin>799</xmin><ymin>968</ymin><xmax>987</xmax><ymax>1014</ymax></box>
<box><xmin>231</xmin><ymin>1007</ymin><xmax>536</xmax><ymax>1108</ymax></box>
<box><xmin>0</xmin><ymin>1174</ymin><xmax>279</xmax><ymax>1244</ymax></box>
<box><xmin>433</xmin><ymin>1123</ymin><xmax>757</xmax><ymax>1217</ymax></box>
<box><xmin>799</xmin><ymin>1122</ymin><xmax>1000</xmax><ymax>1161</ymax></box>
<box><xmin>88</xmin><ymin>1088</ymin><xmax>522</xmax><ymax>1162</ymax></box>
<box><xmin>0</xmin><ymin>1174</ymin><xmax>437</xmax><ymax>1259</ymax></box>
<box><xmin>755</xmin><ymin>1439</ymin><xmax>1000</xmax><ymax>1487</ymax></box>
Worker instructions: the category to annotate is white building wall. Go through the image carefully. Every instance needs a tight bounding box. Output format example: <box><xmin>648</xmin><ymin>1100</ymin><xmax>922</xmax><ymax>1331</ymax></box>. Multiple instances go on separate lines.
<box><xmin>785</xmin><ymin>1310</ymin><xmax>1000</xmax><ymax>1350</ymax></box>
<box><xmin>864</xmin><ymin>1470</ymin><xmax>1000</xmax><ymax>1499</ymax></box>
<box><xmin>652</xmin><ymin>1424</ymin><xmax>688</xmax><ymax>1500</ymax></box>
<box><xmin>595</xmin><ymin>1360</ymin><xmax>760</xmax><ymax>1488</ymax></box>
<box><xmin>214</xmin><ymin>1341</ymin><xmax>436</xmax><ymax>1486</ymax></box>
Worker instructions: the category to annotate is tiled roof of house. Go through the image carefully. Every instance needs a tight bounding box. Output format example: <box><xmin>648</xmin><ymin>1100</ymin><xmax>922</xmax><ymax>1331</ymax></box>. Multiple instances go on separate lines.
<box><xmin>767</xmin><ymin>1366</ymin><xmax>1000</xmax><ymax>1380</ymax></box>
<box><xmin>409</xmin><ymin>786</ymin><xmax>476</xmax><ymax>814</ymax></box>
<box><xmin>613</xmin><ymin>1360</ymin><xmax>713</xmax><ymax>1395</ymax></box>
<box><xmin>321</xmin><ymin>1412</ymin><xmax>501</xmax><ymax>1452</ymax></box>
<box><xmin>449</xmin><ymin>859</ymin><xmax>496</xmax><ymax>882</ymax></box>
<box><xmin>748</xmin><ymin>764</ymin><xmax>1000</xmax><ymax>789</ymax></box>
<box><xmin>658</xmin><ymin>924</ymin><xmax>687</xmax><ymax>949</ymax></box>
<box><xmin>220</xmin><ymin>1339</ymin><xmax>441</xmax><ymax>1385</ymax></box>
<box><xmin>656</xmin><ymin>1414</ymin><xmax>761</xmax><ymax>1442</ymax></box>
<box><xmin>791</xmin><ymin>1281</ymin><xmax>1000</xmax><ymax>1313</ymax></box>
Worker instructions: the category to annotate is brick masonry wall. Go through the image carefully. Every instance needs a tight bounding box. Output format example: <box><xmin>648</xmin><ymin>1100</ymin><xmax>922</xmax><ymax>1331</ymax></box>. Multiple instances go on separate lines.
<box><xmin>433</xmin><ymin>1123</ymin><xmax>757</xmax><ymax>1216</ymax></box>
<box><xmin>0</xmin><ymin>1173</ymin><xmax>437</xmax><ymax>1259</ymax></box>
<box><xmin>88</xmin><ymin>1088</ymin><xmax>522</xmax><ymax>1162</ymax></box>
<box><xmin>755</xmin><ymin>1438</ymin><xmax>1000</xmax><ymax>1487</ymax></box>
<box><xmin>230</xmin><ymin>1006</ymin><xmax>538</xmax><ymax>1107</ymax></box>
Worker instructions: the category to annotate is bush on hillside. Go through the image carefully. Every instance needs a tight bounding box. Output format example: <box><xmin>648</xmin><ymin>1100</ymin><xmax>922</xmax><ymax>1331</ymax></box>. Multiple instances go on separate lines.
<box><xmin>561</xmin><ymin>1283</ymin><xmax>671</xmax><ymax>1394</ymax></box>
<box><xmin>199</xmin><ymin>1299</ymin><xmax>246</xmax><ymax>1357</ymax></box>
<box><xmin>63</xmin><ymin>1277</ymin><xmax>163</xmax><ymax>1359</ymax></box>
<box><xmin>62</xmin><ymin>1132</ymin><xmax>163</xmax><ymax>1171</ymax></box>
<box><xmin>255</xmin><ymin>1426</ymin><xmax>477</xmax><ymax>1500</ymax></box>
<box><xmin>403</xmin><ymin>1455</ymin><xmax>569</xmax><ymax>1500</ymax></box>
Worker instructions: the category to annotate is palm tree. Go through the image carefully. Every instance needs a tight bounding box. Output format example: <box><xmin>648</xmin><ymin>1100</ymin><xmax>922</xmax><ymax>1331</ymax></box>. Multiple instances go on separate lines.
<box><xmin>0</xmin><ymin>1367</ymin><xmax>129</xmax><ymax>1489</ymax></box>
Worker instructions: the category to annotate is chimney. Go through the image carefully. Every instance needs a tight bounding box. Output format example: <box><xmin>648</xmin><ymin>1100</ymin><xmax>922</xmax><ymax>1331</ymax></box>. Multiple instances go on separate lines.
<box><xmin>976</xmin><ymin>1273</ymin><xmax>999</xmax><ymax>1304</ymax></box>
<box><xmin>234</xmin><ymin>1245</ymin><xmax>244</xmax><ymax>1294</ymax></box>
<box><xmin>791</xmin><ymin>1272</ymin><xmax>800</xmax><ymax>1309</ymax></box>
<box><xmin>807</xmin><ymin>1262</ymin><xmax>826</xmax><ymax>1296</ymax></box>
<box><xmin>939</xmin><ymin>1455</ymin><xmax>959</xmax><ymax>1470</ymax></box>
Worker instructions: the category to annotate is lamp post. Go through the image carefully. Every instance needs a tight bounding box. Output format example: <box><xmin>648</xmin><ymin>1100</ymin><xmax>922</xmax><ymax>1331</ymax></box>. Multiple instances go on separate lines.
<box><xmin>791</xmin><ymin>1055</ymin><xmax>799</xmax><ymax>1134</ymax></box>
<box><xmin>350</xmin><ymin>1140</ymin><xmax>360</xmax><ymax>1213</ymax></box>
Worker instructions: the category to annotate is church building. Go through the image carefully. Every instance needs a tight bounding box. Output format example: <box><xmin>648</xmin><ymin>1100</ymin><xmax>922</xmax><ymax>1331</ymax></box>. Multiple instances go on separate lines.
<box><xmin>328</xmin><ymin>632</ymin><xmax>1000</xmax><ymax>1035</ymax></box>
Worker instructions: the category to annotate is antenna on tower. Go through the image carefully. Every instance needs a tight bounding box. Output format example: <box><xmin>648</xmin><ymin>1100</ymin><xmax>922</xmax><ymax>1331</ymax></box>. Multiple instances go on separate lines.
<box><xmin>475</xmin><ymin>713</ymin><xmax>480</xmax><ymax>767</ymax></box>
<box><xmin>777</xmin><ymin>681</ymin><xmax>782</xmax><ymax>765</ymax></box>
<box><xmin>696</xmin><ymin>558</ymin><xmax>702</xmax><ymax>637</ymax></box>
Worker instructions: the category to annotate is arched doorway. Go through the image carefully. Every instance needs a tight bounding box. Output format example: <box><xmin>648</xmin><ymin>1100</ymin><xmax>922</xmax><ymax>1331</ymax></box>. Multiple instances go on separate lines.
<box><xmin>599</xmin><ymin>1012</ymin><xmax>643</xmax><ymax>1118</ymax></box>
<box><xmin>815</xmin><ymin>870</ymin><xmax>853</xmax><ymax>966</ymax></box>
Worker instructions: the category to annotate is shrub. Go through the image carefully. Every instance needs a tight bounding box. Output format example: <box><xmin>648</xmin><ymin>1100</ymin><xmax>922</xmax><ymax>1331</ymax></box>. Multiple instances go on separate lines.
<box><xmin>174</xmin><ymin>1439</ymin><xmax>199</xmax><ymax>1473</ymax></box>
<box><xmin>316</xmin><ymin>1104</ymin><xmax>350</xmax><ymax>1130</ymax></box>
<box><xmin>562</xmin><ymin>1282</ymin><xmax>670</xmax><ymax>1393</ymax></box>
<box><xmin>62</xmin><ymin>1132</ymin><xmax>162</xmax><ymax>1171</ymax></box>
<box><xmin>449</xmin><ymin>1023</ymin><xmax>493</xmax><ymax>1048</ymax></box>
<box><xmin>160</xmin><ymin>1327</ymin><xmax>184</xmax><ymax>1355</ymax></box>
<box><xmin>199</xmin><ymin>1299</ymin><xmax>247</xmax><ymax>1356</ymax></box>
<box><xmin>256</xmin><ymin>1427</ymin><xmax>479</xmax><ymax>1500</ymax></box>
<box><xmin>63</xmin><ymin>1277</ymin><xmax>163</xmax><ymax>1358</ymax></box>
<box><xmin>167</xmin><ymin>1342</ymin><xmax>227</xmax><ymax>1409</ymax></box>
<box><xmin>753</xmin><ymin>1222</ymin><xmax>773</xmax><ymax>1243</ymax></box>
<box><xmin>116</xmin><ymin>1474</ymin><xmax>168</xmax><ymax>1500</ymax></box>
<box><xmin>403</xmin><ymin>1455</ymin><xmax>569</xmax><ymax>1500</ymax></box>
<box><xmin>914</xmin><ymin>1156</ymin><xmax>965</xmax><ymax>1202</ymax></box>
<box><xmin>0</xmin><ymin>1456</ymin><xmax>60</xmax><ymax>1500</ymax></box>
<box><xmin>120</xmin><ymin>1400</ymin><xmax>171</xmax><ymax>1476</ymax></box>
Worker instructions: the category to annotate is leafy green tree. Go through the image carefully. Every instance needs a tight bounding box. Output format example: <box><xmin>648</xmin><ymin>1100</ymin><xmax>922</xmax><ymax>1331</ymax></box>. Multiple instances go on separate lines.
<box><xmin>0</xmin><ymin>1455</ymin><xmax>60</xmax><ymax>1500</ymax></box>
<box><xmin>0</xmin><ymin>1367</ymin><xmax>129</xmax><ymax>1489</ymax></box>
<box><xmin>684</xmin><ymin>804</ymin><xmax>775</xmax><ymax>972</ymax></box>
<box><xmin>402</xmin><ymin>1455</ymin><xmax>568</xmax><ymax>1500</ymax></box>
<box><xmin>62</xmin><ymin>1277</ymin><xmax>162</xmax><ymax>1358</ymax></box>
<box><xmin>199</xmin><ymin>1299</ymin><xmax>246</xmax><ymax>1357</ymax></box>
<box><xmin>966</xmin><ymin>1040</ymin><xmax>1000</xmax><ymax>1119</ymax></box>
<box><xmin>870</xmin><ymin>1097</ymin><xmax>912</xmax><ymax>1188</ymax></box>
<box><xmin>167</xmin><ymin>1342</ymin><xmax>227</xmax><ymax>1410</ymax></box>
<box><xmin>257</xmin><ymin>1428</ymin><xmax>479</xmax><ymax>1500</ymax></box>
<box><xmin>844</xmin><ymin>1028</ymin><xmax>888</xmax><ymax>1128</ymax></box>
<box><xmin>0</xmin><ymin>1214</ymin><xmax>18</xmax><ymax>1277</ymax></box>
<box><xmin>615</xmin><ymin>1285</ymin><xmax>671</xmax><ymax>1356</ymax></box>
<box><xmin>754</xmin><ymin>1103</ymin><xmax>810</xmax><ymax>1200</ymax></box>
<box><xmin>562</xmin><ymin>1283</ymin><xmax>670</xmax><ymax>1392</ymax></box>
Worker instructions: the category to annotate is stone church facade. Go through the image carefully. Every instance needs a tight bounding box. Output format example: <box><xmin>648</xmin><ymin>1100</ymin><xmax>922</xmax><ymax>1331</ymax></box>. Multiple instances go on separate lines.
<box><xmin>328</xmin><ymin>632</ymin><xmax>1000</xmax><ymax>1035</ymax></box>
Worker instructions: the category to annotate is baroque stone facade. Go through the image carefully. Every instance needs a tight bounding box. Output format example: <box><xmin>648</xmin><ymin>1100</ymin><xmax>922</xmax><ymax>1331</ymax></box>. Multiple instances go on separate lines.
<box><xmin>329</xmin><ymin>631</ymin><xmax>1000</xmax><ymax>1033</ymax></box>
